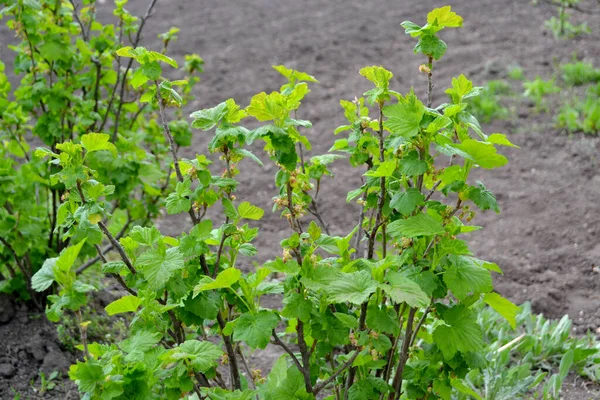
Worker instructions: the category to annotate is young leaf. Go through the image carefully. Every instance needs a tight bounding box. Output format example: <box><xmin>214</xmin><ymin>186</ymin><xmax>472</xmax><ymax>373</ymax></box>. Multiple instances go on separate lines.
<box><xmin>193</xmin><ymin>268</ymin><xmax>242</xmax><ymax>295</ymax></box>
<box><xmin>453</xmin><ymin>139</ymin><xmax>508</xmax><ymax>169</ymax></box>
<box><xmin>105</xmin><ymin>295</ymin><xmax>143</xmax><ymax>316</ymax></box>
<box><xmin>167</xmin><ymin>340</ymin><xmax>224</xmax><ymax>372</ymax></box>
<box><xmin>81</xmin><ymin>133</ymin><xmax>117</xmax><ymax>156</ymax></box>
<box><xmin>238</xmin><ymin>202</ymin><xmax>264</xmax><ymax>220</ymax></box>
<box><xmin>383</xmin><ymin>92</ymin><xmax>425</xmax><ymax>138</ymax></box>
<box><xmin>427</xmin><ymin>6</ymin><xmax>463</xmax><ymax>28</ymax></box>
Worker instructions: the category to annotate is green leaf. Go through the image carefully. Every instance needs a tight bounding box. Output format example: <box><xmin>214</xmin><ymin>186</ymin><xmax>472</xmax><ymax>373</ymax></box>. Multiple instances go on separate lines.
<box><xmin>387</xmin><ymin>213</ymin><xmax>444</xmax><ymax>238</ymax></box>
<box><xmin>193</xmin><ymin>268</ymin><xmax>241</xmax><ymax>296</ymax></box>
<box><xmin>233</xmin><ymin>311</ymin><xmax>279</xmax><ymax>349</ymax></box>
<box><xmin>135</xmin><ymin>247</ymin><xmax>185</xmax><ymax>291</ymax></box>
<box><xmin>445</xmin><ymin>75</ymin><xmax>474</xmax><ymax>104</ymax></box>
<box><xmin>119</xmin><ymin>330</ymin><xmax>162</xmax><ymax>362</ymax></box>
<box><xmin>483</xmin><ymin>293</ymin><xmax>519</xmax><ymax>329</ymax></box>
<box><xmin>467</xmin><ymin>181</ymin><xmax>499</xmax><ymax>213</ymax></box>
<box><xmin>81</xmin><ymin>133</ymin><xmax>117</xmax><ymax>156</ymax></box>
<box><xmin>238</xmin><ymin>202</ymin><xmax>264</xmax><ymax>220</ymax></box>
<box><xmin>433</xmin><ymin>305</ymin><xmax>483</xmax><ymax>359</ymax></box>
<box><xmin>487</xmin><ymin>133</ymin><xmax>519</xmax><ymax>148</ymax></box>
<box><xmin>222</xmin><ymin>198</ymin><xmax>238</xmax><ymax>219</ymax></box>
<box><xmin>381</xmin><ymin>271</ymin><xmax>430</xmax><ymax>308</ymax></box>
<box><xmin>443</xmin><ymin>255</ymin><xmax>493</xmax><ymax>300</ymax></box>
<box><xmin>167</xmin><ymin>340</ymin><xmax>223</xmax><ymax>372</ymax></box>
<box><xmin>450</xmin><ymin>378</ymin><xmax>482</xmax><ymax>400</ymax></box>
<box><xmin>105</xmin><ymin>295</ymin><xmax>143</xmax><ymax>316</ymax></box>
<box><xmin>31</xmin><ymin>258</ymin><xmax>57</xmax><ymax>292</ymax></box>
<box><xmin>454</xmin><ymin>139</ymin><xmax>508</xmax><ymax>169</ymax></box>
<box><xmin>398</xmin><ymin>150</ymin><xmax>428</xmax><ymax>176</ymax></box>
<box><xmin>415</xmin><ymin>35</ymin><xmax>447</xmax><ymax>60</ymax></box>
<box><xmin>272</xmin><ymin>65</ymin><xmax>319</xmax><ymax>83</ymax></box>
<box><xmin>69</xmin><ymin>361</ymin><xmax>104</xmax><ymax>393</ymax></box>
<box><xmin>325</xmin><ymin>270</ymin><xmax>377</xmax><ymax>305</ymax></box>
<box><xmin>427</xmin><ymin>6</ymin><xmax>463</xmax><ymax>28</ymax></box>
<box><xmin>334</xmin><ymin>312</ymin><xmax>358</xmax><ymax>329</ymax></box>
<box><xmin>359</xmin><ymin>66</ymin><xmax>393</xmax><ymax>90</ymax></box>
<box><xmin>366</xmin><ymin>304</ymin><xmax>399</xmax><ymax>335</ymax></box>
<box><xmin>246</xmin><ymin>92</ymin><xmax>286</xmax><ymax>123</ymax></box>
<box><xmin>365</xmin><ymin>160</ymin><xmax>396</xmax><ymax>177</ymax></box>
<box><xmin>390</xmin><ymin>189</ymin><xmax>425</xmax><ymax>215</ymax></box>
<box><xmin>190</xmin><ymin>102</ymin><xmax>228</xmax><ymax>130</ymax></box>
<box><xmin>165</xmin><ymin>179</ymin><xmax>192</xmax><ymax>215</ymax></box>
<box><xmin>282</xmin><ymin>293</ymin><xmax>312</xmax><ymax>322</ymax></box>
<box><xmin>129</xmin><ymin>226</ymin><xmax>162</xmax><ymax>247</ymax></box>
<box><xmin>383</xmin><ymin>91</ymin><xmax>425</xmax><ymax>138</ymax></box>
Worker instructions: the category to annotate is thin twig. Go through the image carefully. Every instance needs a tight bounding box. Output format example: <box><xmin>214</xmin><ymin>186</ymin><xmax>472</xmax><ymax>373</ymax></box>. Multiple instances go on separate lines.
<box><xmin>313</xmin><ymin>350</ymin><xmax>360</xmax><ymax>394</ymax></box>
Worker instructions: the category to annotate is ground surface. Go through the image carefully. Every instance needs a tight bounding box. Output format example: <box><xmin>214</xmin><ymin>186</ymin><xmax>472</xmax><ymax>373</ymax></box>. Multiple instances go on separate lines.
<box><xmin>1</xmin><ymin>0</ymin><xmax>600</xmax><ymax>398</ymax></box>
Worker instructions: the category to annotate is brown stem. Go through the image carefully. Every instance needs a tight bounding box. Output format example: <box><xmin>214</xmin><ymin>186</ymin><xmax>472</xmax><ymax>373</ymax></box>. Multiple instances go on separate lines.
<box><xmin>297</xmin><ymin>320</ymin><xmax>313</xmax><ymax>392</ymax></box>
<box><xmin>216</xmin><ymin>312</ymin><xmax>242</xmax><ymax>390</ymax></box>
<box><xmin>75</xmin><ymin>309</ymin><xmax>89</xmax><ymax>359</ymax></box>
<box><xmin>389</xmin><ymin>308</ymin><xmax>417</xmax><ymax>400</ymax></box>
<box><xmin>426</xmin><ymin>56</ymin><xmax>433</xmax><ymax>108</ymax></box>
<box><xmin>271</xmin><ymin>329</ymin><xmax>305</xmax><ymax>374</ymax></box>
<box><xmin>367</xmin><ymin>104</ymin><xmax>386</xmax><ymax>259</ymax></box>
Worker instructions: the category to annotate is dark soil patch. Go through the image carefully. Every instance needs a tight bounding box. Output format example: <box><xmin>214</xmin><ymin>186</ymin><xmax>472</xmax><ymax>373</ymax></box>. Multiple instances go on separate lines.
<box><xmin>1</xmin><ymin>0</ymin><xmax>600</xmax><ymax>398</ymax></box>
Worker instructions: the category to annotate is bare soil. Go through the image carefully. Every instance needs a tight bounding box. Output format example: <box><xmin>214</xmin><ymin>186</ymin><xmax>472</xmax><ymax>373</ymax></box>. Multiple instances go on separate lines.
<box><xmin>2</xmin><ymin>0</ymin><xmax>600</xmax><ymax>398</ymax></box>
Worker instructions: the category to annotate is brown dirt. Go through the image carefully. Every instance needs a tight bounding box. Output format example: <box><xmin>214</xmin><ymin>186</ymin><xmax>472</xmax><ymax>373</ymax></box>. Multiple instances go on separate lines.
<box><xmin>2</xmin><ymin>0</ymin><xmax>600</xmax><ymax>398</ymax></box>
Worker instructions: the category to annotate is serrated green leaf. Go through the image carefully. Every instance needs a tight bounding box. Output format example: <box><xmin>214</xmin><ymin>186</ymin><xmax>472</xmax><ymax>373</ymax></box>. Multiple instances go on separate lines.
<box><xmin>105</xmin><ymin>295</ymin><xmax>142</xmax><ymax>316</ymax></box>
<box><xmin>427</xmin><ymin>6</ymin><xmax>463</xmax><ymax>28</ymax></box>
<box><xmin>282</xmin><ymin>293</ymin><xmax>312</xmax><ymax>322</ymax></box>
<box><xmin>443</xmin><ymin>255</ymin><xmax>492</xmax><ymax>300</ymax></box>
<box><xmin>165</xmin><ymin>179</ymin><xmax>192</xmax><ymax>215</ymax></box>
<box><xmin>454</xmin><ymin>139</ymin><xmax>508</xmax><ymax>169</ymax></box>
<box><xmin>398</xmin><ymin>150</ymin><xmax>428</xmax><ymax>176</ymax></box>
<box><xmin>415</xmin><ymin>34</ymin><xmax>447</xmax><ymax>60</ymax></box>
<box><xmin>190</xmin><ymin>102</ymin><xmax>228</xmax><ymax>130</ymax></box>
<box><xmin>167</xmin><ymin>340</ymin><xmax>223</xmax><ymax>372</ymax></box>
<box><xmin>390</xmin><ymin>188</ymin><xmax>425</xmax><ymax>215</ymax></box>
<box><xmin>119</xmin><ymin>330</ymin><xmax>162</xmax><ymax>362</ymax></box>
<box><xmin>433</xmin><ymin>305</ymin><xmax>483</xmax><ymax>359</ymax></box>
<box><xmin>193</xmin><ymin>268</ymin><xmax>241</xmax><ymax>296</ymax></box>
<box><xmin>233</xmin><ymin>311</ymin><xmax>279</xmax><ymax>349</ymax></box>
<box><xmin>365</xmin><ymin>160</ymin><xmax>396</xmax><ymax>177</ymax></box>
<box><xmin>135</xmin><ymin>247</ymin><xmax>184</xmax><ymax>291</ymax></box>
<box><xmin>325</xmin><ymin>270</ymin><xmax>377</xmax><ymax>305</ymax></box>
<box><xmin>467</xmin><ymin>181</ymin><xmax>499</xmax><ymax>213</ymax></box>
<box><xmin>272</xmin><ymin>65</ymin><xmax>319</xmax><ymax>83</ymax></box>
<box><xmin>382</xmin><ymin>271</ymin><xmax>430</xmax><ymax>308</ymax></box>
<box><xmin>81</xmin><ymin>133</ymin><xmax>117</xmax><ymax>156</ymax></box>
<box><xmin>387</xmin><ymin>213</ymin><xmax>444</xmax><ymax>238</ymax></box>
<box><xmin>383</xmin><ymin>91</ymin><xmax>425</xmax><ymax>138</ymax></box>
<box><xmin>238</xmin><ymin>202</ymin><xmax>264</xmax><ymax>220</ymax></box>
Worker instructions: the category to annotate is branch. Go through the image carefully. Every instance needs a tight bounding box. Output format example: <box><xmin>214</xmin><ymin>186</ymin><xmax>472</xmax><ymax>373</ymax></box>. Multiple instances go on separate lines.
<box><xmin>313</xmin><ymin>350</ymin><xmax>360</xmax><ymax>395</ymax></box>
<box><xmin>389</xmin><ymin>308</ymin><xmax>417</xmax><ymax>400</ymax></box>
<box><xmin>271</xmin><ymin>330</ymin><xmax>305</xmax><ymax>376</ymax></box>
